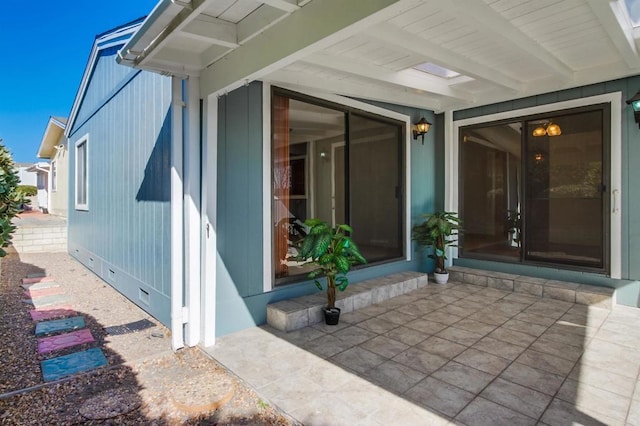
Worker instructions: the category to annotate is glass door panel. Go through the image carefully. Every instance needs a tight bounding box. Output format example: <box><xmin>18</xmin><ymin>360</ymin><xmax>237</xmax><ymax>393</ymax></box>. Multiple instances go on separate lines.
<box><xmin>524</xmin><ymin>110</ymin><xmax>604</xmax><ymax>267</ymax></box>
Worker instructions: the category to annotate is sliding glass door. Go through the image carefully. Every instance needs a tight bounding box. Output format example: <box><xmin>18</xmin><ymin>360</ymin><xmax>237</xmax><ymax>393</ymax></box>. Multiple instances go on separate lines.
<box><xmin>459</xmin><ymin>105</ymin><xmax>609</xmax><ymax>272</ymax></box>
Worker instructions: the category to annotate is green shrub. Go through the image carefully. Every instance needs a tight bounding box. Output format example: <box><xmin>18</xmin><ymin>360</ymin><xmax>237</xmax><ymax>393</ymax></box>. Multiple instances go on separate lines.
<box><xmin>0</xmin><ymin>144</ymin><xmax>26</xmax><ymax>256</ymax></box>
<box><xmin>16</xmin><ymin>185</ymin><xmax>37</xmax><ymax>197</ymax></box>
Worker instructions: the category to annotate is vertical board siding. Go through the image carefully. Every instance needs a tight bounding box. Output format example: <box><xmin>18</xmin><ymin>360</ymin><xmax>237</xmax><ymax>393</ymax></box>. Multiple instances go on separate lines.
<box><xmin>453</xmin><ymin>76</ymin><xmax>640</xmax><ymax>283</ymax></box>
<box><xmin>68</xmin><ymin>51</ymin><xmax>172</xmax><ymax>326</ymax></box>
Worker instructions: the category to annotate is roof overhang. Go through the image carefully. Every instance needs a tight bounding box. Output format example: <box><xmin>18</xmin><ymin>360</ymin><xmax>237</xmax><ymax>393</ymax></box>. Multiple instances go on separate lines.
<box><xmin>119</xmin><ymin>0</ymin><xmax>640</xmax><ymax>112</ymax></box>
<box><xmin>37</xmin><ymin>117</ymin><xmax>67</xmax><ymax>159</ymax></box>
<box><xmin>26</xmin><ymin>162</ymin><xmax>50</xmax><ymax>173</ymax></box>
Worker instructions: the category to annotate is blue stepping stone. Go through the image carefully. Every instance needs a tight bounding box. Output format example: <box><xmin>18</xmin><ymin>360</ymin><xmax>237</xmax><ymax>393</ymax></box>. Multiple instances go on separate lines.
<box><xmin>26</xmin><ymin>294</ymin><xmax>71</xmax><ymax>308</ymax></box>
<box><xmin>35</xmin><ymin>316</ymin><xmax>85</xmax><ymax>336</ymax></box>
<box><xmin>41</xmin><ymin>348</ymin><xmax>108</xmax><ymax>382</ymax></box>
<box><xmin>26</xmin><ymin>272</ymin><xmax>47</xmax><ymax>279</ymax></box>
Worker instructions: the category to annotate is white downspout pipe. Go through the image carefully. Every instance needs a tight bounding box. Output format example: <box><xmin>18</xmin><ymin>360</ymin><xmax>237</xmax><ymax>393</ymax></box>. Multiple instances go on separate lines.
<box><xmin>184</xmin><ymin>76</ymin><xmax>201</xmax><ymax>346</ymax></box>
<box><xmin>170</xmin><ymin>77</ymin><xmax>185</xmax><ymax>351</ymax></box>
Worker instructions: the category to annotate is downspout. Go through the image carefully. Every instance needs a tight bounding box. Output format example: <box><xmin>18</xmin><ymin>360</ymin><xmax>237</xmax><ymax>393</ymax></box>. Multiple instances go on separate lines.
<box><xmin>170</xmin><ymin>77</ymin><xmax>185</xmax><ymax>351</ymax></box>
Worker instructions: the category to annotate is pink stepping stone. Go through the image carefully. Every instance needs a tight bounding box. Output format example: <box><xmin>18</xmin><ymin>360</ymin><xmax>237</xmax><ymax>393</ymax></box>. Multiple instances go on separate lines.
<box><xmin>37</xmin><ymin>329</ymin><xmax>94</xmax><ymax>354</ymax></box>
<box><xmin>23</xmin><ymin>287</ymin><xmax>65</xmax><ymax>299</ymax></box>
<box><xmin>22</xmin><ymin>276</ymin><xmax>55</xmax><ymax>285</ymax></box>
<box><xmin>30</xmin><ymin>305</ymin><xmax>77</xmax><ymax>321</ymax></box>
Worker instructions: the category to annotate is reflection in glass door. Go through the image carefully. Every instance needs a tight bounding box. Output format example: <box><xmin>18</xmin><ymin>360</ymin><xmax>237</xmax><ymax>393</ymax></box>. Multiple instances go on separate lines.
<box><xmin>460</xmin><ymin>106</ymin><xmax>609</xmax><ymax>272</ymax></box>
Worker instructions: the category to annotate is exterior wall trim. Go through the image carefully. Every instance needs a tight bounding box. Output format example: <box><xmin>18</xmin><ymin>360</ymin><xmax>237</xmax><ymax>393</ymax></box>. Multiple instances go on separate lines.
<box><xmin>446</xmin><ymin>92</ymin><xmax>623</xmax><ymax>279</ymax></box>
<box><xmin>74</xmin><ymin>134</ymin><xmax>89</xmax><ymax>211</ymax></box>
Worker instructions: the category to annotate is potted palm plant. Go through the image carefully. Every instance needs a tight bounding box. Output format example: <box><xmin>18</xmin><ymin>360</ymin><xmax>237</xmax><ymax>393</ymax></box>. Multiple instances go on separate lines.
<box><xmin>412</xmin><ymin>211</ymin><xmax>462</xmax><ymax>284</ymax></box>
<box><xmin>294</xmin><ymin>219</ymin><xmax>367</xmax><ymax>325</ymax></box>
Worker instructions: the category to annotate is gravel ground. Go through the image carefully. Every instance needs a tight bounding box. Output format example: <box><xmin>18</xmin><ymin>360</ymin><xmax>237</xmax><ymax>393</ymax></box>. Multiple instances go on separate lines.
<box><xmin>0</xmin><ymin>251</ymin><xmax>298</xmax><ymax>425</ymax></box>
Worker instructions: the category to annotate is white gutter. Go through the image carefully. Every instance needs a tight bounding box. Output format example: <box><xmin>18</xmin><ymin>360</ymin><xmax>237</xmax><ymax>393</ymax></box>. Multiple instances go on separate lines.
<box><xmin>170</xmin><ymin>77</ymin><xmax>185</xmax><ymax>351</ymax></box>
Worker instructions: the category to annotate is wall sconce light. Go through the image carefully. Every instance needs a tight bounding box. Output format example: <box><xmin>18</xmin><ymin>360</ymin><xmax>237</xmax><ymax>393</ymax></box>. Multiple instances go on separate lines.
<box><xmin>532</xmin><ymin>121</ymin><xmax>561</xmax><ymax>137</ymax></box>
<box><xmin>413</xmin><ymin>117</ymin><xmax>432</xmax><ymax>144</ymax></box>
<box><xmin>534</xmin><ymin>152</ymin><xmax>544</xmax><ymax>162</ymax></box>
<box><xmin>626</xmin><ymin>90</ymin><xmax>640</xmax><ymax>129</ymax></box>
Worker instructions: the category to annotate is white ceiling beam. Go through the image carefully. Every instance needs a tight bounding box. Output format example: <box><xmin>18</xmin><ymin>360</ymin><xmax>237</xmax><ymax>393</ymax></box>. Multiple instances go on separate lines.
<box><xmin>153</xmin><ymin>46</ymin><xmax>203</xmax><ymax>69</ymax></box>
<box><xmin>237</xmin><ymin>5</ymin><xmax>289</xmax><ymax>44</ymax></box>
<box><xmin>301</xmin><ymin>52</ymin><xmax>473</xmax><ymax>101</ymax></box>
<box><xmin>365</xmin><ymin>24</ymin><xmax>524</xmax><ymax>93</ymax></box>
<box><xmin>267</xmin><ymin>69</ymin><xmax>444</xmax><ymax>111</ymax></box>
<box><xmin>260</xmin><ymin>0</ymin><xmax>300</xmax><ymax>13</ymax></box>
<box><xmin>181</xmin><ymin>15</ymin><xmax>239</xmax><ymax>48</ymax></box>
<box><xmin>200</xmin><ymin>0</ymin><xmax>423</xmax><ymax>96</ymax></box>
<box><xmin>439</xmin><ymin>0</ymin><xmax>575</xmax><ymax>80</ymax></box>
<box><xmin>585</xmin><ymin>0</ymin><xmax>640</xmax><ymax>69</ymax></box>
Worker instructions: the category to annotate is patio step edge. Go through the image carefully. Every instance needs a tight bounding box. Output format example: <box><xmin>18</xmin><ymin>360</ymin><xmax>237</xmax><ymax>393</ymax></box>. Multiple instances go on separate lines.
<box><xmin>266</xmin><ymin>272</ymin><xmax>429</xmax><ymax>332</ymax></box>
<box><xmin>447</xmin><ymin>266</ymin><xmax>614</xmax><ymax>310</ymax></box>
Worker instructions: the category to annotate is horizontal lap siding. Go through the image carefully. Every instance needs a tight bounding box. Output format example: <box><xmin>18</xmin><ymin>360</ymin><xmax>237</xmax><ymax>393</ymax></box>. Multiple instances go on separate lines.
<box><xmin>68</xmin><ymin>53</ymin><xmax>172</xmax><ymax>325</ymax></box>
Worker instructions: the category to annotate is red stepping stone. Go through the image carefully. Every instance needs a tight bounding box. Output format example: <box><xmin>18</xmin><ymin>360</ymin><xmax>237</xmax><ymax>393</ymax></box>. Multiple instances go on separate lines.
<box><xmin>23</xmin><ymin>287</ymin><xmax>65</xmax><ymax>299</ymax></box>
<box><xmin>22</xmin><ymin>276</ymin><xmax>55</xmax><ymax>285</ymax></box>
<box><xmin>30</xmin><ymin>305</ymin><xmax>76</xmax><ymax>321</ymax></box>
<box><xmin>37</xmin><ymin>329</ymin><xmax>94</xmax><ymax>354</ymax></box>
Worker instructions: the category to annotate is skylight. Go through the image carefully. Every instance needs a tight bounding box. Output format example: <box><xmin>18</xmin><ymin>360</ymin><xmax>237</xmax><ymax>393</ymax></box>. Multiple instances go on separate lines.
<box><xmin>413</xmin><ymin>62</ymin><xmax>461</xmax><ymax>79</ymax></box>
<box><xmin>625</xmin><ymin>0</ymin><xmax>640</xmax><ymax>27</ymax></box>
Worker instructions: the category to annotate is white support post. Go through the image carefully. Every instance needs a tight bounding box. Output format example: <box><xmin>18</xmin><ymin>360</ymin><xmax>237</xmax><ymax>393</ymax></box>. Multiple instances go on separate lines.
<box><xmin>201</xmin><ymin>93</ymin><xmax>218</xmax><ymax>347</ymax></box>
<box><xmin>184</xmin><ymin>76</ymin><xmax>202</xmax><ymax>347</ymax></box>
<box><xmin>170</xmin><ymin>77</ymin><xmax>185</xmax><ymax>351</ymax></box>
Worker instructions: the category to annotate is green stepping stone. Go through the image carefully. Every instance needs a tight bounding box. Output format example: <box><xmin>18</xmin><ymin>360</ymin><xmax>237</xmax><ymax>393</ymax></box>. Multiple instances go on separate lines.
<box><xmin>22</xmin><ymin>281</ymin><xmax>59</xmax><ymax>291</ymax></box>
<box><xmin>41</xmin><ymin>348</ymin><xmax>108</xmax><ymax>382</ymax></box>
<box><xmin>25</xmin><ymin>294</ymin><xmax>71</xmax><ymax>308</ymax></box>
<box><xmin>27</xmin><ymin>272</ymin><xmax>47</xmax><ymax>278</ymax></box>
<box><xmin>35</xmin><ymin>316</ymin><xmax>85</xmax><ymax>336</ymax></box>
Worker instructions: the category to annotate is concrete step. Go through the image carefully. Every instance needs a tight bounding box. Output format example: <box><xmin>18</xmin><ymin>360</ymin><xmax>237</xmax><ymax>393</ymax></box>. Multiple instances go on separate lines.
<box><xmin>267</xmin><ymin>271</ymin><xmax>429</xmax><ymax>332</ymax></box>
<box><xmin>448</xmin><ymin>266</ymin><xmax>614</xmax><ymax>310</ymax></box>
<box><xmin>11</xmin><ymin>225</ymin><xmax>67</xmax><ymax>253</ymax></box>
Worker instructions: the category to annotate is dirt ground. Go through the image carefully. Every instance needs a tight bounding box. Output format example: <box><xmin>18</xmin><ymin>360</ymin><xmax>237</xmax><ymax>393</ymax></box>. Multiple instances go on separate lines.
<box><xmin>0</xmin><ymin>251</ymin><xmax>298</xmax><ymax>425</ymax></box>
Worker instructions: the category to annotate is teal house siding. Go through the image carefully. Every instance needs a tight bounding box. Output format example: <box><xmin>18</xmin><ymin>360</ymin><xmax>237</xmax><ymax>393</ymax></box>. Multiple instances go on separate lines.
<box><xmin>67</xmin><ymin>48</ymin><xmax>173</xmax><ymax>326</ymax></box>
<box><xmin>453</xmin><ymin>76</ymin><xmax>640</xmax><ymax>306</ymax></box>
<box><xmin>215</xmin><ymin>84</ymin><xmax>442</xmax><ymax>336</ymax></box>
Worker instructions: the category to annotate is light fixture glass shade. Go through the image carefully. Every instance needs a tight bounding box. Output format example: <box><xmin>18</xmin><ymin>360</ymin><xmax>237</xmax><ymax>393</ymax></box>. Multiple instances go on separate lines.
<box><xmin>546</xmin><ymin>123</ymin><xmax>562</xmax><ymax>136</ymax></box>
<box><xmin>532</xmin><ymin>126</ymin><xmax>546</xmax><ymax>137</ymax></box>
<box><xmin>415</xmin><ymin>117</ymin><xmax>431</xmax><ymax>134</ymax></box>
<box><xmin>534</xmin><ymin>153</ymin><xmax>543</xmax><ymax>161</ymax></box>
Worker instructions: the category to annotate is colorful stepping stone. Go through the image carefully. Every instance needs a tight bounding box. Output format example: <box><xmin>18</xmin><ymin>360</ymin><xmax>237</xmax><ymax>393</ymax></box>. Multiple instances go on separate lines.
<box><xmin>22</xmin><ymin>276</ymin><xmax>55</xmax><ymax>285</ymax></box>
<box><xmin>37</xmin><ymin>328</ymin><xmax>94</xmax><ymax>353</ymax></box>
<box><xmin>41</xmin><ymin>348</ymin><xmax>108</xmax><ymax>382</ymax></box>
<box><xmin>24</xmin><ymin>294</ymin><xmax>71</xmax><ymax>308</ymax></box>
<box><xmin>23</xmin><ymin>286</ymin><xmax>64</xmax><ymax>299</ymax></box>
<box><xmin>30</xmin><ymin>306</ymin><xmax>76</xmax><ymax>321</ymax></box>
<box><xmin>35</xmin><ymin>316</ymin><xmax>85</xmax><ymax>336</ymax></box>
<box><xmin>22</xmin><ymin>281</ymin><xmax>59</xmax><ymax>291</ymax></box>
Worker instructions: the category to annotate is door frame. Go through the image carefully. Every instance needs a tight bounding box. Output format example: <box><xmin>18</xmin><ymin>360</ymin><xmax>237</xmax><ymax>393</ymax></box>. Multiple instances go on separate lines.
<box><xmin>447</xmin><ymin>92</ymin><xmax>622</xmax><ymax>278</ymax></box>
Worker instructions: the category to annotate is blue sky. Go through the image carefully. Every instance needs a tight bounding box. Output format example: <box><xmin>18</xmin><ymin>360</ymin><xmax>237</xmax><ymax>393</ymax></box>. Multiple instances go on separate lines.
<box><xmin>0</xmin><ymin>1</ymin><xmax>159</xmax><ymax>163</ymax></box>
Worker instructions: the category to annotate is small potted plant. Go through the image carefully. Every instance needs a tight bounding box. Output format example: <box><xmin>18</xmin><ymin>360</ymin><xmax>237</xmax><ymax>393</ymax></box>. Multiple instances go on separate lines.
<box><xmin>412</xmin><ymin>211</ymin><xmax>461</xmax><ymax>284</ymax></box>
<box><xmin>294</xmin><ymin>219</ymin><xmax>366</xmax><ymax>325</ymax></box>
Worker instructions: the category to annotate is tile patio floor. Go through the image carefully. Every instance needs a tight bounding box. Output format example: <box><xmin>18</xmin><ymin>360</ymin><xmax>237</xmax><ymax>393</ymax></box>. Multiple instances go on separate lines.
<box><xmin>204</xmin><ymin>280</ymin><xmax>640</xmax><ymax>425</ymax></box>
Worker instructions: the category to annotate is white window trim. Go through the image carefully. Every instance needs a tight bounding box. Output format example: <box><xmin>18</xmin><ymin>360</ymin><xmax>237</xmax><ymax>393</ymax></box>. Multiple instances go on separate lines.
<box><xmin>446</xmin><ymin>92</ymin><xmax>623</xmax><ymax>279</ymax></box>
<box><xmin>50</xmin><ymin>159</ymin><xmax>57</xmax><ymax>192</ymax></box>
<box><xmin>262</xmin><ymin>82</ymin><xmax>412</xmax><ymax>292</ymax></box>
<box><xmin>75</xmin><ymin>134</ymin><xmax>89</xmax><ymax>211</ymax></box>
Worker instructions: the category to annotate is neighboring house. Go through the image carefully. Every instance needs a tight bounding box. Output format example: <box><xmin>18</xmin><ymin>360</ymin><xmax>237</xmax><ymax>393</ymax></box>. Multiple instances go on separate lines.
<box><xmin>26</xmin><ymin>162</ymin><xmax>50</xmax><ymax>212</ymax></box>
<box><xmin>14</xmin><ymin>162</ymin><xmax>37</xmax><ymax>187</ymax></box>
<box><xmin>68</xmin><ymin>0</ymin><xmax>640</xmax><ymax>350</ymax></box>
<box><xmin>36</xmin><ymin>117</ymin><xmax>69</xmax><ymax>217</ymax></box>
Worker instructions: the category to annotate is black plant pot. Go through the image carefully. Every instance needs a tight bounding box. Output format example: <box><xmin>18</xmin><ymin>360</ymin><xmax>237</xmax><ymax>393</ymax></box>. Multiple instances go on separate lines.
<box><xmin>323</xmin><ymin>307</ymin><xmax>341</xmax><ymax>325</ymax></box>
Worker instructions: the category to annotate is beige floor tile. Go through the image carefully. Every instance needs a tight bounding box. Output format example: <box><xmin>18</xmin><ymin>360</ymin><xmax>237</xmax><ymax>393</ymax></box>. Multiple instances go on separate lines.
<box><xmin>332</xmin><ymin>325</ymin><xmax>377</xmax><ymax>345</ymax></box>
<box><xmin>480</xmin><ymin>377</ymin><xmax>552</xmax><ymax>419</ymax></box>
<box><xmin>472</xmin><ymin>336</ymin><xmax>526</xmax><ymax>361</ymax></box>
<box><xmin>628</xmin><ymin>398</ymin><xmax>640</xmax><ymax>426</ymax></box>
<box><xmin>569</xmin><ymin>363</ymin><xmax>636</xmax><ymax>398</ymax></box>
<box><xmin>359</xmin><ymin>335</ymin><xmax>409</xmax><ymax>359</ymax></box>
<box><xmin>516</xmin><ymin>349</ymin><xmax>575</xmax><ymax>376</ymax></box>
<box><xmin>416</xmin><ymin>336</ymin><xmax>467</xmax><ymax>359</ymax></box>
<box><xmin>439</xmin><ymin>303</ymin><xmax>473</xmax><ymax>318</ymax></box>
<box><xmin>330</xmin><ymin>346</ymin><xmax>386</xmax><ymax>374</ymax></box>
<box><xmin>405</xmin><ymin>377</ymin><xmax>475</xmax><ymax>417</ymax></box>
<box><xmin>384</xmin><ymin>326</ymin><xmax>429</xmax><ymax>346</ymax></box>
<box><xmin>436</xmin><ymin>326</ymin><xmax>485</xmax><ymax>346</ymax></box>
<box><xmin>405</xmin><ymin>318</ymin><xmax>449</xmax><ymax>335</ymax></box>
<box><xmin>370</xmin><ymin>395</ymin><xmax>451</xmax><ymax>426</ymax></box>
<box><xmin>500</xmin><ymin>362</ymin><xmax>565</xmax><ymax>396</ymax></box>
<box><xmin>393</xmin><ymin>347</ymin><xmax>449</xmax><ymax>374</ymax></box>
<box><xmin>455</xmin><ymin>397</ymin><xmax>536</xmax><ymax>426</ymax></box>
<box><xmin>512</xmin><ymin>311</ymin><xmax>557</xmax><ymax>327</ymax></box>
<box><xmin>432</xmin><ymin>361</ymin><xmax>495</xmax><ymax>393</ymax></box>
<box><xmin>302</xmin><ymin>333</ymin><xmax>356</xmax><ymax>358</ymax></box>
<box><xmin>358</xmin><ymin>317</ymin><xmax>400</xmax><ymax>334</ymax></box>
<box><xmin>423</xmin><ymin>311</ymin><xmax>465</xmax><ymax>326</ymax></box>
<box><xmin>364</xmin><ymin>359</ymin><xmax>426</xmax><ymax>393</ymax></box>
<box><xmin>377</xmin><ymin>309</ymin><xmax>418</xmax><ymax>325</ymax></box>
<box><xmin>502</xmin><ymin>318</ymin><xmax>548</xmax><ymax>337</ymax></box>
<box><xmin>466</xmin><ymin>310</ymin><xmax>511</xmax><ymax>326</ymax></box>
<box><xmin>339</xmin><ymin>310</ymin><xmax>372</xmax><ymax>324</ymax></box>
<box><xmin>540</xmin><ymin>398</ymin><xmax>623</xmax><ymax>426</ymax></box>
<box><xmin>454</xmin><ymin>348</ymin><xmax>511</xmax><ymax>375</ymax></box>
<box><xmin>489</xmin><ymin>301</ymin><xmax>531</xmax><ymax>316</ymax></box>
<box><xmin>487</xmin><ymin>327</ymin><xmax>537</xmax><ymax>347</ymax></box>
<box><xmin>556</xmin><ymin>379</ymin><xmax>631</xmax><ymax>421</ymax></box>
<box><xmin>529</xmin><ymin>337</ymin><xmax>584</xmax><ymax>362</ymax></box>
<box><xmin>452</xmin><ymin>318</ymin><xmax>497</xmax><ymax>336</ymax></box>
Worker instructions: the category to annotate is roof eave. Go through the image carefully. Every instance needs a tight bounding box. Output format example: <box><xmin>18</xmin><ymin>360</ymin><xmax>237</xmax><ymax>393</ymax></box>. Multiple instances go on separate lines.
<box><xmin>37</xmin><ymin>117</ymin><xmax>67</xmax><ymax>159</ymax></box>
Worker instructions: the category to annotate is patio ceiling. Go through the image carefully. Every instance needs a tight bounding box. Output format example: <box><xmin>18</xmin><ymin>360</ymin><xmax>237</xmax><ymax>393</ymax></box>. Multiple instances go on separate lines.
<box><xmin>119</xmin><ymin>0</ymin><xmax>640</xmax><ymax>112</ymax></box>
